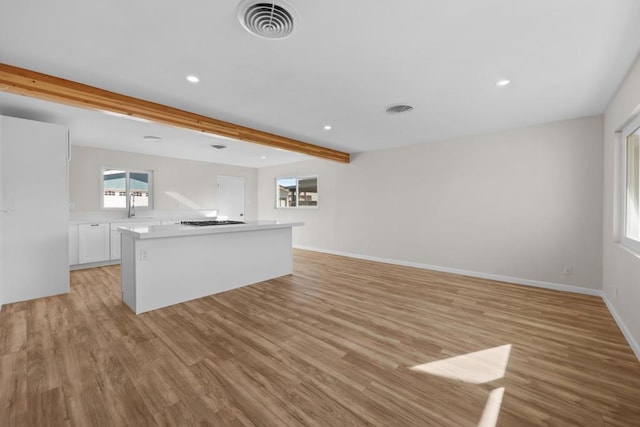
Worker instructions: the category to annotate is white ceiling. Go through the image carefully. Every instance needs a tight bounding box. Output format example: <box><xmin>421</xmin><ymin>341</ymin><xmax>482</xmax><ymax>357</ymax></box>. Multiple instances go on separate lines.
<box><xmin>1</xmin><ymin>0</ymin><xmax>640</xmax><ymax>164</ymax></box>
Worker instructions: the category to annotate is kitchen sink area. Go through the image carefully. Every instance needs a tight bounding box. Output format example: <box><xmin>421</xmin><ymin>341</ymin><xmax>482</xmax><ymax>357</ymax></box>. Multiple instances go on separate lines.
<box><xmin>68</xmin><ymin>211</ymin><xmax>223</xmax><ymax>269</ymax></box>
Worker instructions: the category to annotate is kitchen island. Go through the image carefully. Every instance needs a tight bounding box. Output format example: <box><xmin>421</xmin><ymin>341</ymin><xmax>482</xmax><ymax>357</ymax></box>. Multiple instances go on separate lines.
<box><xmin>118</xmin><ymin>220</ymin><xmax>303</xmax><ymax>314</ymax></box>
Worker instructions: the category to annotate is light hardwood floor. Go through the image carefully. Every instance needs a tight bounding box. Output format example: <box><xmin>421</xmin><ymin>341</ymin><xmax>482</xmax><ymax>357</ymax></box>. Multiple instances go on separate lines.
<box><xmin>1</xmin><ymin>249</ymin><xmax>639</xmax><ymax>426</ymax></box>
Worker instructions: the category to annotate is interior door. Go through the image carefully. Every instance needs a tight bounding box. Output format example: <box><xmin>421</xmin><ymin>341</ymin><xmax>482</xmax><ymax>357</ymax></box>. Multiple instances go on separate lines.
<box><xmin>217</xmin><ymin>176</ymin><xmax>245</xmax><ymax>221</ymax></box>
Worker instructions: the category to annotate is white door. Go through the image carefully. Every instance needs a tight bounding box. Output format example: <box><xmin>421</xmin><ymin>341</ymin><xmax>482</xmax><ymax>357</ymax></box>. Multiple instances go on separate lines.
<box><xmin>217</xmin><ymin>176</ymin><xmax>245</xmax><ymax>221</ymax></box>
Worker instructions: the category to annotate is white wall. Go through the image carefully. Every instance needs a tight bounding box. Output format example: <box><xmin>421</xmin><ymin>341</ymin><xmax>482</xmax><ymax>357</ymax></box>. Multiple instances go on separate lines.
<box><xmin>602</xmin><ymin>54</ymin><xmax>640</xmax><ymax>353</ymax></box>
<box><xmin>0</xmin><ymin>118</ymin><xmax>3</xmax><ymax>311</ymax></box>
<box><xmin>258</xmin><ymin>115</ymin><xmax>604</xmax><ymax>290</ymax></box>
<box><xmin>69</xmin><ymin>145</ymin><xmax>258</xmax><ymax>220</ymax></box>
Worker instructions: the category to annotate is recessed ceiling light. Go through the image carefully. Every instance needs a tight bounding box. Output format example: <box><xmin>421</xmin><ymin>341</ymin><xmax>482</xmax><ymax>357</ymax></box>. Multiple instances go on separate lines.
<box><xmin>496</xmin><ymin>79</ymin><xmax>511</xmax><ymax>87</ymax></box>
<box><xmin>186</xmin><ymin>75</ymin><xmax>200</xmax><ymax>83</ymax></box>
<box><xmin>143</xmin><ymin>135</ymin><xmax>162</xmax><ymax>142</ymax></box>
<box><xmin>210</xmin><ymin>144</ymin><xmax>227</xmax><ymax>150</ymax></box>
<box><xmin>261</xmin><ymin>156</ymin><xmax>267</xmax><ymax>159</ymax></box>
<box><xmin>324</xmin><ymin>125</ymin><xmax>332</xmax><ymax>130</ymax></box>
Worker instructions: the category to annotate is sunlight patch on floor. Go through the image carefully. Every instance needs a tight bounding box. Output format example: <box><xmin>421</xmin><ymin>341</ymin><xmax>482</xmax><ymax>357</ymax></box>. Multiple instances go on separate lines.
<box><xmin>477</xmin><ymin>386</ymin><xmax>505</xmax><ymax>427</ymax></box>
<box><xmin>410</xmin><ymin>344</ymin><xmax>511</xmax><ymax>384</ymax></box>
<box><xmin>411</xmin><ymin>344</ymin><xmax>512</xmax><ymax>427</ymax></box>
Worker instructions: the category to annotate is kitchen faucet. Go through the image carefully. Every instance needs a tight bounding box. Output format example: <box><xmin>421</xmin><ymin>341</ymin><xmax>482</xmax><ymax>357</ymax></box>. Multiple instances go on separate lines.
<box><xmin>128</xmin><ymin>193</ymin><xmax>135</xmax><ymax>218</ymax></box>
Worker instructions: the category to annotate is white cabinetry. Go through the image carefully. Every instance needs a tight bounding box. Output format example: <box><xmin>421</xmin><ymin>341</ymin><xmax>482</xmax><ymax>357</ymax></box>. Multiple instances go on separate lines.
<box><xmin>69</xmin><ymin>225</ymin><xmax>79</xmax><ymax>265</ymax></box>
<box><xmin>110</xmin><ymin>221</ymin><xmax>160</xmax><ymax>260</ymax></box>
<box><xmin>78</xmin><ymin>223</ymin><xmax>110</xmax><ymax>263</ymax></box>
<box><xmin>1</xmin><ymin>116</ymin><xmax>69</xmax><ymax>304</ymax></box>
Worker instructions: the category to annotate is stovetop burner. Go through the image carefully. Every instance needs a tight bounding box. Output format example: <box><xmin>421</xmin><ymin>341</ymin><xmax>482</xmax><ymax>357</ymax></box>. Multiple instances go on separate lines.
<box><xmin>181</xmin><ymin>220</ymin><xmax>245</xmax><ymax>226</ymax></box>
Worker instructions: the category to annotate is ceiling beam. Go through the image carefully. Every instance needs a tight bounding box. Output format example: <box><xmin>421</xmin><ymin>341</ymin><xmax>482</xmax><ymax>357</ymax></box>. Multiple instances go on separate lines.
<box><xmin>0</xmin><ymin>63</ymin><xmax>350</xmax><ymax>163</ymax></box>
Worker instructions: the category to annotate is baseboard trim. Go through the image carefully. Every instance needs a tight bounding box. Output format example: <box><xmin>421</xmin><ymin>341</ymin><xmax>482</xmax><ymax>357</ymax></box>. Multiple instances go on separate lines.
<box><xmin>602</xmin><ymin>293</ymin><xmax>640</xmax><ymax>361</ymax></box>
<box><xmin>295</xmin><ymin>245</ymin><xmax>640</xmax><ymax>361</ymax></box>
<box><xmin>70</xmin><ymin>260</ymin><xmax>119</xmax><ymax>271</ymax></box>
<box><xmin>294</xmin><ymin>245</ymin><xmax>601</xmax><ymax>296</ymax></box>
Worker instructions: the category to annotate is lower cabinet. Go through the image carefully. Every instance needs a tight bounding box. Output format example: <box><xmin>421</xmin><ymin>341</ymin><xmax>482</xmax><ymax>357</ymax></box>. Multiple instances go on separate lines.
<box><xmin>110</xmin><ymin>229</ymin><xmax>121</xmax><ymax>260</ymax></box>
<box><xmin>78</xmin><ymin>223</ymin><xmax>110</xmax><ymax>264</ymax></box>
<box><xmin>70</xmin><ymin>219</ymin><xmax>163</xmax><ymax>267</ymax></box>
<box><xmin>110</xmin><ymin>221</ymin><xmax>160</xmax><ymax>260</ymax></box>
<box><xmin>69</xmin><ymin>225</ymin><xmax>79</xmax><ymax>265</ymax></box>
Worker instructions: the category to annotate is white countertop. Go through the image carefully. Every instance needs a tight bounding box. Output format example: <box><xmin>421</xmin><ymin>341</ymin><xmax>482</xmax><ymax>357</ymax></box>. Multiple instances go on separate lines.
<box><xmin>117</xmin><ymin>220</ymin><xmax>304</xmax><ymax>239</ymax></box>
<box><xmin>69</xmin><ymin>216</ymin><xmax>213</xmax><ymax>225</ymax></box>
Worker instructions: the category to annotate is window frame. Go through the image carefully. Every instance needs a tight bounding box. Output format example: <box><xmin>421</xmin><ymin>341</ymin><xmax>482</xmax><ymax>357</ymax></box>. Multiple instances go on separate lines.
<box><xmin>620</xmin><ymin>114</ymin><xmax>640</xmax><ymax>254</ymax></box>
<box><xmin>101</xmin><ymin>167</ymin><xmax>154</xmax><ymax>211</ymax></box>
<box><xmin>275</xmin><ymin>175</ymin><xmax>319</xmax><ymax>209</ymax></box>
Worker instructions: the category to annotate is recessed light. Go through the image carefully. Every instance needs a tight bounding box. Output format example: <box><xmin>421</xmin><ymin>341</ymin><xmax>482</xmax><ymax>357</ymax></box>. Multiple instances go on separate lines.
<box><xmin>210</xmin><ymin>144</ymin><xmax>227</xmax><ymax>150</ymax></box>
<box><xmin>496</xmin><ymin>79</ymin><xmax>511</xmax><ymax>87</ymax></box>
<box><xmin>261</xmin><ymin>156</ymin><xmax>267</xmax><ymax>159</ymax></box>
<box><xmin>323</xmin><ymin>125</ymin><xmax>332</xmax><ymax>131</ymax></box>
<box><xmin>186</xmin><ymin>75</ymin><xmax>200</xmax><ymax>83</ymax></box>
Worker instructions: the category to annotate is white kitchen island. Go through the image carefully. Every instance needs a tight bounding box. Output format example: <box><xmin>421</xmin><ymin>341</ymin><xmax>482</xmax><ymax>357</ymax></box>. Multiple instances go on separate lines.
<box><xmin>118</xmin><ymin>220</ymin><xmax>303</xmax><ymax>314</ymax></box>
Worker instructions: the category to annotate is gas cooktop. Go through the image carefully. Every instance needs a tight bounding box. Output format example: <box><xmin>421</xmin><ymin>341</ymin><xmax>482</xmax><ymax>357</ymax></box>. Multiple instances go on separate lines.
<box><xmin>181</xmin><ymin>220</ymin><xmax>245</xmax><ymax>226</ymax></box>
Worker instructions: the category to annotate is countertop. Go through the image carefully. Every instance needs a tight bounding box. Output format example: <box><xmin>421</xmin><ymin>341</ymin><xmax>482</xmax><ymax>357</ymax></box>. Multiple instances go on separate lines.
<box><xmin>117</xmin><ymin>220</ymin><xmax>304</xmax><ymax>239</ymax></box>
<box><xmin>69</xmin><ymin>216</ymin><xmax>214</xmax><ymax>225</ymax></box>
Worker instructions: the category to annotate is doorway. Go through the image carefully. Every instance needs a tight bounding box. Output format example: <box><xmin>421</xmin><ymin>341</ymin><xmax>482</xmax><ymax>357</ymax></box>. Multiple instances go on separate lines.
<box><xmin>217</xmin><ymin>176</ymin><xmax>245</xmax><ymax>221</ymax></box>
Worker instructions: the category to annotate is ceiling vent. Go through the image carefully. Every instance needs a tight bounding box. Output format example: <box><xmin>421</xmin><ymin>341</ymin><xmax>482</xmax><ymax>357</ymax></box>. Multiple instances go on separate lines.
<box><xmin>238</xmin><ymin>2</ymin><xmax>295</xmax><ymax>39</ymax></box>
<box><xmin>386</xmin><ymin>104</ymin><xmax>414</xmax><ymax>114</ymax></box>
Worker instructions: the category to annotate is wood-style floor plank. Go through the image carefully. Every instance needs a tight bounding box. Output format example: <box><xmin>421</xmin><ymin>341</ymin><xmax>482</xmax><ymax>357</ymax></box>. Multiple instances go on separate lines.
<box><xmin>1</xmin><ymin>249</ymin><xmax>639</xmax><ymax>426</ymax></box>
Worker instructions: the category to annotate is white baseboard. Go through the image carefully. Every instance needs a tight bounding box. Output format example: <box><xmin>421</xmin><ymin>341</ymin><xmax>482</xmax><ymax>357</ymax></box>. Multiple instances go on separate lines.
<box><xmin>294</xmin><ymin>245</ymin><xmax>639</xmax><ymax>361</ymax></box>
<box><xmin>294</xmin><ymin>245</ymin><xmax>602</xmax><ymax>296</ymax></box>
<box><xmin>602</xmin><ymin>293</ymin><xmax>640</xmax><ymax>361</ymax></box>
<box><xmin>70</xmin><ymin>260</ymin><xmax>119</xmax><ymax>271</ymax></box>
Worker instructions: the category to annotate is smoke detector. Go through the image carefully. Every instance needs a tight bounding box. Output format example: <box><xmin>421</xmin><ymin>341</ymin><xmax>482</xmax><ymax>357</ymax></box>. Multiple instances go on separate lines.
<box><xmin>238</xmin><ymin>1</ymin><xmax>296</xmax><ymax>39</ymax></box>
<box><xmin>386</xmin><ymin>104</ymin><xmax>414</xmax><ymax>114</ymax></box>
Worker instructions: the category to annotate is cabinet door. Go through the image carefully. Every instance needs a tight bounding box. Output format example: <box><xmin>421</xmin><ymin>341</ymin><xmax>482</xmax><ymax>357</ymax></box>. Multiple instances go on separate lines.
<box><xmin>69</xmin><ymin>225</ymin><xmax>79</xmax><ymax>265</ymax></box>
<box><xmin>110</xmin><ymin>221</ymin><xmax>160</xmax><ymax>260</ymax></box>
<box><xmin>110</xmin><ymin>230</ymin><xmax>121</xmax><ymax>260</ymax></box>
<box><xmin>78</xmin><ymin>224</ymin><xmax>110</xmax><ymax>263</ymax></box>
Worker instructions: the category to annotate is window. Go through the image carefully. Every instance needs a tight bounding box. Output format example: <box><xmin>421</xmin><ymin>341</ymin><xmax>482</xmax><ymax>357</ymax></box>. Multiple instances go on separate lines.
<box><xmin>102</xmin><ymin>168</ymin><xmax>153</xmax><ymax>210</ymax></box>
<box><xmin>621</xmin><ymin>115</ymin><xmax>640</xmax><ymax>252</ymax></box>
<box><xmin>276</xmin><ymin>176</ymin><xmax>318</xmax><ymax>208</ymax></box>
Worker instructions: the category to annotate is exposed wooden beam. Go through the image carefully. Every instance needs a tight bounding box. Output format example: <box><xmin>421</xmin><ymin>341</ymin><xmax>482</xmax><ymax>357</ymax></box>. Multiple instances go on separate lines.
<box><xmin>0</xmin><ymin>63</ymin><xmax>350</xmax><ymax>163</ymax></box>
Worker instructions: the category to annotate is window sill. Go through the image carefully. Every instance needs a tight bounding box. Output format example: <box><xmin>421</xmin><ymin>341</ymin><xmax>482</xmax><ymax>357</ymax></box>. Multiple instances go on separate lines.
<box><xmin>615</xmin><ymin>242</ymin><xmax>640</xmax><ymax>260</ymax></box>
